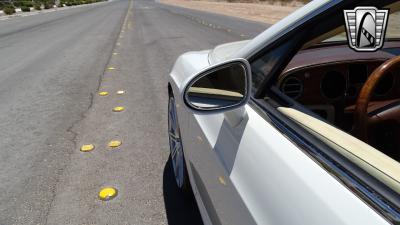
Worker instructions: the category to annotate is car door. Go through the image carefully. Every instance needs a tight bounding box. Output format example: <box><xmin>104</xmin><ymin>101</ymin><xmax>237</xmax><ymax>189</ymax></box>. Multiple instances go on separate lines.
<box><xmin>187</xmin><ymin>98</ymin><xmax>391</xmax><ymax>225</ymax></box>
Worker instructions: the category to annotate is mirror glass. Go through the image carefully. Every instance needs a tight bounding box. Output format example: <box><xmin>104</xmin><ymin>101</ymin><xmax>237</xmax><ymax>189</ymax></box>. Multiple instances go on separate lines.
<box><xmin>186</xmin><ymin>63</ymin><xmax>247</xmax><ymax>110</ymax></box>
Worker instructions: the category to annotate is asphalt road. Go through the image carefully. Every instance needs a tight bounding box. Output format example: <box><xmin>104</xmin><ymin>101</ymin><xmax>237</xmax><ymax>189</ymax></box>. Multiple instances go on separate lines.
<box><xmin>0</xmin><ymin>1</ymin><xmax>267</xmax><ymax>224</ymax></box>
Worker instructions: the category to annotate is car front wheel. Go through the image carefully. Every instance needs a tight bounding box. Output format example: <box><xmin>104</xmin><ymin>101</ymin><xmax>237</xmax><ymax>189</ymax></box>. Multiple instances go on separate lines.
<box><xmin>168</xmin><ymin>94</ymin><xmax>190</xmax><ymax>192</ymax></box>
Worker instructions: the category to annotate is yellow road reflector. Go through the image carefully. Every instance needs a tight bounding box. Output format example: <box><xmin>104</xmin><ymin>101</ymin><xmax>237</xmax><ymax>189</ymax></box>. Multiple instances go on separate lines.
<box><xmin>108</xmin><ymin>140</ymin><xmax>122</xmax><ymax>148</ymax></box>
<box><xmin>218</xmin><ymin>176</ymin><xmax>227</xmax><ymax>186</ymax></box>
<box><xmin>116</xmin><ymin>90</ymin><xmax>125</xmax><ymax>95</ymax></box>
<box><xmin>107</xmin><ymin>67</ymin><xmax>116</xmax><ymax>70</ymax></box>
<box><xmin>99</xmin><ymin>187</ymin><xmax>118</xmax><ymax>201</ymax></box>
<box><xmin>113</xmin><ymin>106</ymin><xmax>124</xmax><ymax>112</ymax></box>
<box><xmin>99</xmin><ymin>91</ymin><xmax>109</xmax><ymax>96</ymax></box>
<box><xmin>113</xmin><ymin>52</ymin><xmax>118</xmax><ymax>56</ymax></box>
<box><xmin>80</xmin><ymin>144</ymin><xmax>95</xmax><ymax>152</ymax></box>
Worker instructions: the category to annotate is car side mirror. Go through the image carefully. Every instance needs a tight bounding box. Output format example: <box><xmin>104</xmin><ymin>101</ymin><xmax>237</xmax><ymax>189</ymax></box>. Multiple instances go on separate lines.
<box><xmin>184</xmin><ymin>59</ymin><xmax>251</xmax><ymax>112</ymax></box>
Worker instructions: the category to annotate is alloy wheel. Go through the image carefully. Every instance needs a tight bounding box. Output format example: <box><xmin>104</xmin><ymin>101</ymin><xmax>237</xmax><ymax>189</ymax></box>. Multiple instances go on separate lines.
<box><xmin>168</xmin><ymin>96</ymin><xmax>185</xmax><ymax>188</ymax></box>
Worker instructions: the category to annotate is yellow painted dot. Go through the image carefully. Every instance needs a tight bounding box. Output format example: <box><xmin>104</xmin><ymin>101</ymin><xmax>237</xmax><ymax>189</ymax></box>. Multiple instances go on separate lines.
<box><xmin>116</xmin><ymin>90</ymin><xmax>125</xmax><ymax>95</ymax></box>
<box><xmin>108</xmin><ymin>140</ymin><xmax>122</xmax><ymax>148</ymax></box>
<box><xmin>99</xmin><ymin>187</ymin><xmax>117</xmax><ymax>201</ymax></box>
<box><xmin>99</xmin><ymin>91</ymin><xmax>109</xmax><ymax>96</ymax></box>
<box><xmin>113</xmin><ymin>106</ymin><xmax>124</xmax><ymax>112</ymax></box>
<box><xmin>218</xmin><ymin>176</ymin><xmax>226</xmax><ymax>186</ymax></box>
<box><xmin>80</xmin><ymin>144</ymin><xmax>94</xmax><ymax>152</ymax></box>
<box><xmin>107</xmin><ymin>67</ymin><xmax>116</xmax><ymax>70</ymax></box>
<box><xmin>113</xmin><ymin>52</ymin><xmax>118</xmax><ymax>56</ymax></box>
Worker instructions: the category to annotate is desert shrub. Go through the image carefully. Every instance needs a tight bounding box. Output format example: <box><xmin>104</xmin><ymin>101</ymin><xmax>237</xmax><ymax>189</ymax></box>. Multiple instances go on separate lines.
<box><xmin>44</xmin><ymin>3</ymin><xmax>52</xmax><ymax>9</ymax></box>
<box><xmin>3</xmin><ymin>5</ymin><xmax>16</xmax><ymax>14</ymax></box>
<box><xmin>23</xmin><ymin>2</ymin><xmax>34</xmax><ymax>7</ymax></box>
<box><xmin>259</xmin><ymin>0</ymin><xmax>310</xmax><ymax>4</ymax></box>
<box><xmin>33</xmin><ymin>2</ymin><xmax>41</xmax><ymax>10</ymax></box>
<box><xmin>21</xmin><ymin>5</ymin><xmax>30</xmax><ymax>11</ymax></box>
<box><xmin>11</xmin><ymin>0</ymin><xmax>27</xmax><ymax>7</ymax></box>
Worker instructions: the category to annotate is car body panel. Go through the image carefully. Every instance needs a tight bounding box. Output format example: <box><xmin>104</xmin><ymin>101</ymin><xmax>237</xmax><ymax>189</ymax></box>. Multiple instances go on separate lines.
<box><xmin>209</xmin><ymin>40</ymin><xmax>250</xmax><ymax>64</ymax></box>
<box><xmin>229</xmin><ymin>105</ymin><xmax>389</xmax><ymax>225</ymax></box>
<box><xmin>168</xmin><ymin>51</ymin><xmax>390</xmax><ymax>225</ymax></box>
<box><xmin>168</xmin><ymin>50</ymin><xmax>211</xmax><ymax>164</ymax></box>
<box><xmin>168</xmin><ymin>50</ymin><xmax>215</xmax><ymax>224</ymax></box>
<box><xmin>185</xmin><ymin>111</ymin><xmax>257</xmax><ymax>225</ymax></box>
<box><xmin>169</xmin><ymin>50</ymin><xmax>211</xmax><ymax>96</ymax></box>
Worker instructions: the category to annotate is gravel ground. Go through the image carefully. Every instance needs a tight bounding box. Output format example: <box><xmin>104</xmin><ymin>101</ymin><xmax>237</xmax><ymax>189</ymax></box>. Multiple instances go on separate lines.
<box><xmin>159</xmin><ymin>0</ymin><xmax>302</xmax><ymax>24</ymax></box>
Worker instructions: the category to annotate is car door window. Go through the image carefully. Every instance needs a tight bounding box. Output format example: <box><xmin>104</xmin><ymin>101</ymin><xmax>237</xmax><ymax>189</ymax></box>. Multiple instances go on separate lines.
<box><xmin>270</xmin><ymin>8</ymin><xmax>400</xmax><ymax>190</ymax></box>
<box><xmin>251</xmin><ymin>39</ymin><xmax>301</xmax><ymax>95</ymax></box>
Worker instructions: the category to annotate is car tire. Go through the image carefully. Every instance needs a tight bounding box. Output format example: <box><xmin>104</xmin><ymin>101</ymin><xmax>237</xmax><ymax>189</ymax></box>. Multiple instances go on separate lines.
<box><xmin>168</xmin><ymin>94</ymin><xmax>191</xmax><ymax>193</ymax></box>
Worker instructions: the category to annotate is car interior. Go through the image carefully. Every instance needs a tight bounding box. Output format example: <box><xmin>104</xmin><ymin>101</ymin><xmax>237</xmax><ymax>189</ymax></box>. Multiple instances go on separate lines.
<box><xmin>263</xmin><ymin>4</ymin><xmax>400</xmax><ymax>192</ymax></box>
<box><xmin>278</xmin><ymin>42</ymin><xmax>400</xmax><ymax>160</ymax></box>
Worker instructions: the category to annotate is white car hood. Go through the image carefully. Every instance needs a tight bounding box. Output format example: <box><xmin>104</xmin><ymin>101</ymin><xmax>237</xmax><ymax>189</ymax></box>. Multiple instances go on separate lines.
<box><xmin>209</xmin><ymin>40</ymin><xmax>250</xmax><ymax>64</ymax></box>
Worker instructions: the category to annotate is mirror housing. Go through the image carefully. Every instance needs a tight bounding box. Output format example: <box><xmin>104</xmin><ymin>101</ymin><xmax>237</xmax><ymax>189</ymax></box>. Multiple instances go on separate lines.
<box><xmin>183</xmin><ymin>58</ymin><xmax>251</xmax><ymax>112</ymax></box>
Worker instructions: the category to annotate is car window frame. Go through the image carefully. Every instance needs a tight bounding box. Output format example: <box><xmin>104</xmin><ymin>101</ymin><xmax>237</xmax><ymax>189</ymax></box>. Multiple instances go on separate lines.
<box><xmin>247</xmin><ymin>0</ymin><xmax>400</xmax><ymax>223</ymax></box>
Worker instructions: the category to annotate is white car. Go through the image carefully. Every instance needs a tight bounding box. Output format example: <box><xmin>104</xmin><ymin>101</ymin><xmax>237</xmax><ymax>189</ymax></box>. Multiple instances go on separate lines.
<box><xmin>167</xmin><ymin>0</ymin><xmax>400</xmax><ymax>224</ymax></box>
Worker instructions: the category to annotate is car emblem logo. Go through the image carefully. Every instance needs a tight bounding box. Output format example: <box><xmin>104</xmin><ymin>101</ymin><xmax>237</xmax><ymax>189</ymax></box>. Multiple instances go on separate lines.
<box><xmin>344</xmin><ymin>7</ymin><xmax>389</xmax><ymax>52</ymax></box>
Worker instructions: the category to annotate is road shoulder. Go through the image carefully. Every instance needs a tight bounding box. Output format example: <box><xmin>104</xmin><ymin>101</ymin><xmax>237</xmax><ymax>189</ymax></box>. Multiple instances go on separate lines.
<box><xmin>159</xmin><ymin>0</ymin><xmax>302</xmax><ymax>24</ymax></box>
